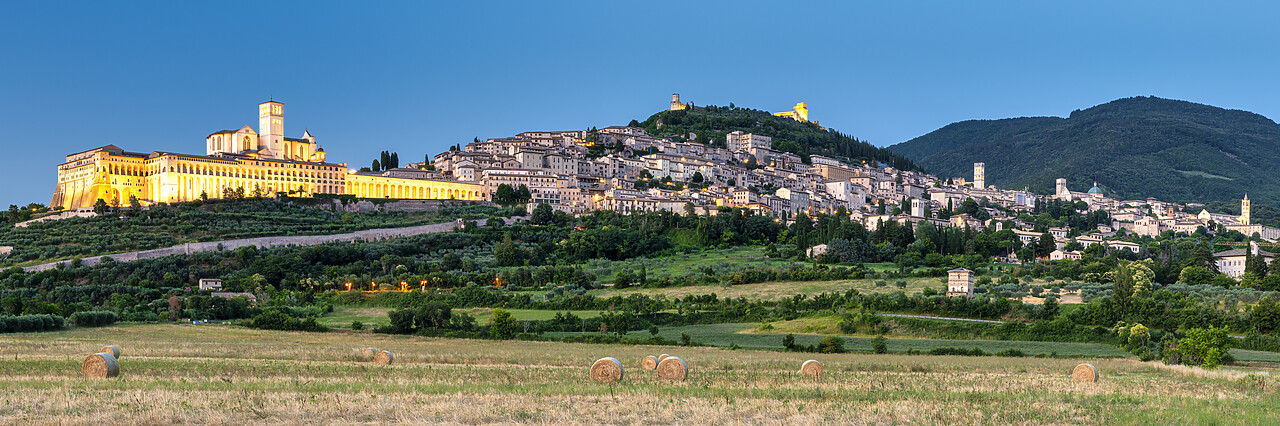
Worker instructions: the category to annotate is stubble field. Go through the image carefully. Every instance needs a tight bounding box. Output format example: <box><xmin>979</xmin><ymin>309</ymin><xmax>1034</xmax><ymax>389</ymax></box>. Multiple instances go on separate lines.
<box><xmin>1</xmin><ymin>324</ymin><xmax>1278</xmax><ymax>424</ymax></box>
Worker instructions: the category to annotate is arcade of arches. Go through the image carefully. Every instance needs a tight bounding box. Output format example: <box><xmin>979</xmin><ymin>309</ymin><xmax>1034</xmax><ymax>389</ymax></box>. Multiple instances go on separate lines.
<box><xmin>52</xmin><ymin>145</ymin><xmax>484</xmax><ymax>210</ymax></box>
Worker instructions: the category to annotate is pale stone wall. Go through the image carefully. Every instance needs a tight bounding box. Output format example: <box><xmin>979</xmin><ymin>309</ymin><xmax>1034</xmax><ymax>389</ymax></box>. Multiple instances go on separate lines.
<box><xmin>14</xmin><ymin>211</ymin><xmax>99</xmax><ymax>228</ymax></box>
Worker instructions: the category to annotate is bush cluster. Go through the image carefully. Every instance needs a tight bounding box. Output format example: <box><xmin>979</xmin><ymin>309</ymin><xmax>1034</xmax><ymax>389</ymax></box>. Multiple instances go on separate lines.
<box><xmin>0</xmin><ymin>314</ymin><xmax>64</xmax><ymax>333</ymax></box>
<box><xmin>69</xmin><ymin>310</ymin><xmax>118</xmax><ymax>327</ymax></box>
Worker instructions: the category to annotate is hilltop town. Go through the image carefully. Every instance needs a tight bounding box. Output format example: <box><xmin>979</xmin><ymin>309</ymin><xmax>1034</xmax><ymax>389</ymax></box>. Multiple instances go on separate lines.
<box><xmin>41</xmin><ymin>95</ymin><xmax>1278</xmax><ymax>275</ymax></box>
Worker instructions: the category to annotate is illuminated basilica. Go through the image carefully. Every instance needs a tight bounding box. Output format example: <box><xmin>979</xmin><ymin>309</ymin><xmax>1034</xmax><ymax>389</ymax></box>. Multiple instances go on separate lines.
<box><xmin>51</xmin><ymin>101</ymin><xmax>482</xmax><ymax>210</ymax></box>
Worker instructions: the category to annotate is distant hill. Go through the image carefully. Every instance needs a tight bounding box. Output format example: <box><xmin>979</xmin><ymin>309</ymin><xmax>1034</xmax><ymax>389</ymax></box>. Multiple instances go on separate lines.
<box><xmin>638</xmin><ymin>105</ymin><xmax>922</xmax><ymax>171</ymax></box>
<box><xmin>889</xmin><ymin>96</ymin><xmax>1280</xmax><ymax>205</ymax></box>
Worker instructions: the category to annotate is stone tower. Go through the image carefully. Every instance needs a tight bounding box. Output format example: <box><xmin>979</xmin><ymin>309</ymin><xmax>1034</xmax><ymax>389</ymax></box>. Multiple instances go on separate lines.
<box><xmin>258</xmin><ymin>101</ymin><xmax>284</xmax><ymax>158</ymax></box>
<box><xmin>1056</xmin><ymin>178</ymin><xmax>1069</xmax><ymax>199</ymax></box>
<box><xmin>1242</xmin><ymin>194</ymin><xmax>1251</xmax><ymax>225</ymax></box>
<box><xmin>973</xmin><ymin>162</ymin><xmax>985</xmax><ymax>189</ymax></box>
<box><xmin>669</xmin><ymin>94</ymin><xmax>687</xmax><ymax>111</ymax></box>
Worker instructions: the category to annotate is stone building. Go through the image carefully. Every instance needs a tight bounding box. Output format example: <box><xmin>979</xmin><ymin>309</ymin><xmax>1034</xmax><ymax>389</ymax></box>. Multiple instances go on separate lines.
<box><xmin>947</xmin><ymin>268</ymin><xmax>975</xmax><ymax>299</ymax></box>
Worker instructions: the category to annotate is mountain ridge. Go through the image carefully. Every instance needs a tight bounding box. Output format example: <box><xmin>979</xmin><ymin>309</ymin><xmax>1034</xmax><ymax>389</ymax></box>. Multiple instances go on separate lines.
<box><xmin>889</xmin><ymin>96</ymin><xmax>1280</xmax><ymax>205</ymax></box>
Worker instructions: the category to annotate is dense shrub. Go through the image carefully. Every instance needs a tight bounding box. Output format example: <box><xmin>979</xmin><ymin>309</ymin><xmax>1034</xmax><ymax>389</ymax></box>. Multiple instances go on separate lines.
<box><xmin>0</xmin><ymin>314</ymin><xmax>64</xmax><ymax>333</ymax></box>
<box><xmin>928</xmin><ymin>347</ymin><xmax>989</xmax><ymax>356</ymax></box>
<box><xmin>247</xmin><ymin>310</ymin><xmax>329</xmax><ymax>332</ymax></box>
<box><xmin>69</xmin><ymin>310</ymin><xmax>118</xmax><ymax>327</ymax></box>
<box><xmin>818</xmin><ymin>336</ymin><xmax>845</xmax><ymax>353</ymax></box>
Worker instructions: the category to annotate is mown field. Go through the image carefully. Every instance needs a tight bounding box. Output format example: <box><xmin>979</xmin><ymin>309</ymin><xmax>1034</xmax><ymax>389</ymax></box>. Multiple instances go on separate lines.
<box><xmin>2</xmin><ymin>324</ymin><xmax>1278</xmax><ymax>424</ymax></box>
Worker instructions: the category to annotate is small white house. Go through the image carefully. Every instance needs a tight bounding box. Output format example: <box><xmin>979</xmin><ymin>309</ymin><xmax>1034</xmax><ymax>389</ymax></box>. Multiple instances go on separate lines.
<box><xmin>198</xmin><ymin>279</ymin><xmax>223</xmax><ymax>291</ymax></box>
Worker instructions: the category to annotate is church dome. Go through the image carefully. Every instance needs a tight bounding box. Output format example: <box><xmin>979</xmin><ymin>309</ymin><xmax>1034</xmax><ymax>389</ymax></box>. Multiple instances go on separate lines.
<box><xmin>1088</xmin><ymin>183</ymin><xmax>1103</xmax><ymax>194</ymax></box>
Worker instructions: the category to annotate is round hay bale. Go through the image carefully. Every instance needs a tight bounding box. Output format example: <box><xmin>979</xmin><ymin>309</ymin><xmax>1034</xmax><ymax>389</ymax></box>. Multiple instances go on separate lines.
<box><xmin>374</xmin><ymin>350</ymin><xmax>394</xmax><ymax>365</ymax></box>
<box><xmin>658</xmin><ymin>353</ymin><xmax>670</xmax><ymax>363</ymax></box>
<box><xmin>361</xmin><ymin>347</ymin><xmax>378</xmax><ymax>358</ymax></box>
<box><xmin>656</xmin><ymin>356</ymin><xmax>688</xmax><ymax>381</ymax></box>
<box><xmin>1072</xmin><ymin>363</ymin><xmax>1099</xmax><ymax>382</ymax></box>
<box><xmin>591</xmin><ymin>357</ymin><xmax>624</xmax><ymax>383</ymax></box>
<box><xmin>82</xmin><ymin>353</ymin><xmax>119</xmax><ymax>378</ymax></box>
<box><xmin>100</xmin><ymin>345</ymin><xmax>121</xmax><ymax>359</ymax></box>
<box><xmin>640</xmin><ymin>355</ymin><xmax>658</xmax><ymax>370</ymax></box>
<box><xmin>799</xmin><ymin>359</ymin><xmax>824</xmax><ymax>378</ymax></box>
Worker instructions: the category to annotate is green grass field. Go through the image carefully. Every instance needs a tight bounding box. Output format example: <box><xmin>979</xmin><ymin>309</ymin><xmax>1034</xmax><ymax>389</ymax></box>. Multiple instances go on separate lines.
<box><xmin>1</xmin><ymin>324</ymin><xmax>1277</xmax><ymax>424</ymax></box>
<box><xmin>549</xmin><ymin>323</ymin><xmax>1133</xmax><ymax>357</ymax></box>
<box><xmin>319</xmin><ymin>306</ymin><xmax>603</xmax><ymax>329</ymax></box>
<box><xmin>593</xmin><ymin>271</ymin><xmax>1069</xmax><ymax>301</ymax></box>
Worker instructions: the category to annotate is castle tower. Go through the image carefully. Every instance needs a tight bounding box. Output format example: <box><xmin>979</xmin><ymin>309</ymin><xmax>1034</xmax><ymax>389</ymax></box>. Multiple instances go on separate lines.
<box><xmin>669</xmin><ymin>94</ymin><xmax>686</xmax><ymax>111</ymax></box>
<box><xmin>1242</xmin><ymin>194</ymin><xmax>1251</xmax><ymax>225</ymax></box>
<box><xmin>1056</xmin><ymin>178</ymin><xmax>1068</xmax><ymax>199</ymax></box>
<box><xmin>258</xmin><ymin>101</ymin><xmax>284</xmax><ymax>158</ymax></box>
<box><xmin>973</xmin><ymin>162</ymin><xmax>985</xmax><ymax>189</ymax></box>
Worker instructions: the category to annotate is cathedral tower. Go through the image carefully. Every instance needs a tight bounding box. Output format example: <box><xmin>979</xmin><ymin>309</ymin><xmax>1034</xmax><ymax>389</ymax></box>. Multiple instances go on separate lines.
<box><xmin>973</xmin><ymin>162</ymin><xmax>985</xmax><ymax>189</ymax></box>
<box><xmin>258</xmin><ymin>101</ymin><xmax>284</xmax><ymax>158</ymax></box>
<box><xmin>1241</xmin><ymin>194</ymin><xmax>1251</xmax><ymax>225</ymax></box>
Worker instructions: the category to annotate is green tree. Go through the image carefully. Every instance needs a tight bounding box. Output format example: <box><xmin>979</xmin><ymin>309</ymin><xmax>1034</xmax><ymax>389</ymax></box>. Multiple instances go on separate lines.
<box><xmin>493</xmin><ymin>184</ymin><xmax>516</xmax><ymax>208</ymax></box>
<box><xmin>1178</xmin><ymin>326</ymin><xmax>1232</xmax><ymax>369</ymax></box>
<box><xmin>531</xmin><ymin>203</ymin><xmax>554</xmax><ymax>225</ymax></box>
<box><xmin>1246</xmin><ymin>249</ymin><xmax>1269</xmax><ymax>276</ymax></box>
<box><xmin>516</xmin><ymin>185</ymin><xmax>532</xmax><ymax>204</ymax></box>
<box><xmin>372</xmin><ymin>159</ymin><xmax>381</xmax><ymax>172</ymax></box>
<box><xmin>489</xmin><ymin>308</ymin><xmax>516</xmax><ymax>338</ymax></box>
<box><xmin>493</xmin><ymin>233</ymin><xmax>524</xmax><ymax>267</ymax></box>
<box><xmin>1113</xmin><ymin>264</ymin><xmax>1134</xmax><ymax>318</ymax></box>
<box><xmin>1179</xmin><ymin>265</ymin><xmax>1214</xmax><ymax>285</ymax></box>
<box><xmin>416</xmin><ymin>302</ymin><xmax>452</xmax><ymax>330</ymax></box>
<box><xmin>871</xmin><ymin>335</ymin><xmax>888</xmax><ymax>354</ymax></box>
<box><xmin>1251</xmin><ymin>297</ymin><xmax>1280</xmax><ymax>334</ymax></box>
<box><xmin>1036</xmin><ymin>232</ymin><xmax>1056</xmax><ymax>258</ymax></box>
<box><xmin>818</xmin><ymin>336</ymin><xmax>845</xmax><ymax>353</ymax></box>
<box><xmin>600</xmin><ymin>310</ymin><xmax>634</xmax><ymax>337</ymax></box>
<box><xmin>93</xmin><ymin>198</ymin><xmax>109</xmax><ymax>215</ymax></box>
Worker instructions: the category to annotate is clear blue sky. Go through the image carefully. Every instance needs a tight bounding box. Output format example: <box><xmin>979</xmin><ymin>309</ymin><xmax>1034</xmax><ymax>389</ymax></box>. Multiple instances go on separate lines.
<box><xmin>2</xmin><ymin>1</ymin><xmax>1277</xmax><ymax>207</ymax></box>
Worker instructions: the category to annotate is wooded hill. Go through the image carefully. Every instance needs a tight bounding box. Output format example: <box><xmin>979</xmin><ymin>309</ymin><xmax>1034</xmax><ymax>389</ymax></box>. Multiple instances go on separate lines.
<box><xmin>637</xmin><ymin>105</ymin><xmax>922</xmax><ymax>171</ymax></box>
<box><xmin>889</xmin><ymin>96</ymin><xmax>1280</xmax><ymax>206</ymax></box>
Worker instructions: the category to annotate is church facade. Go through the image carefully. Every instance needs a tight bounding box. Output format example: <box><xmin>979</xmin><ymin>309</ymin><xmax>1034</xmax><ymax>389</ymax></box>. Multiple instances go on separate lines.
<box><xmin>52</xmin><ymin>101</ymin><xmax>482</xmax><ymax>210</ymax></box>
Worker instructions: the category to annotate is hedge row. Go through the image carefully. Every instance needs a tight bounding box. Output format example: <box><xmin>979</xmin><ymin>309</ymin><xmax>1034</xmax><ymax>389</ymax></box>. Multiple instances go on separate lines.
<box><xmin>69</xmin><ymin>310</ymin><xmax>119</xmax><ymax>327</ymax></box>
<box><xmin>0</xmin><ymin>314</ymin><xmax>65</xmax><ymax>333</ymax></box>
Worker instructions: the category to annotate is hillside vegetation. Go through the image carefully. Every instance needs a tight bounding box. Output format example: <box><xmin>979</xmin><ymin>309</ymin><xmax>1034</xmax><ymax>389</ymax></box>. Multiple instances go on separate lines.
<box><xmin>0</xmin><ymin>199</ymin><xmax>496</xmax><ymax>268</ymax></box>
<box><xmin>639</xmin><ymin>105</ymin><xmax>921</xmax><ymax>171</ymax></box>
<box><xmin>890</xmin><ymin>96</ymin><xmax>1280</xmax><ymax>206</ymax></box>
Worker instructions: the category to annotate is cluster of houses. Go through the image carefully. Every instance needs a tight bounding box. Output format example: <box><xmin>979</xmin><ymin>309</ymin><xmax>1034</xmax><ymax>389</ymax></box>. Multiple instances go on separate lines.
<box><xmin>410</xmin><ymin>96</ymin><xmax>1277</xmax><ymax>279</ymax></box>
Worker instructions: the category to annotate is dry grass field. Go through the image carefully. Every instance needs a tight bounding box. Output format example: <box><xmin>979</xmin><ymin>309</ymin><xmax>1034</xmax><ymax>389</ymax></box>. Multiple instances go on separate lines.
<box><xmin>1</xmin><ymin>324</ymin><xmax>1278</xmax><ymax>424</ymax></box>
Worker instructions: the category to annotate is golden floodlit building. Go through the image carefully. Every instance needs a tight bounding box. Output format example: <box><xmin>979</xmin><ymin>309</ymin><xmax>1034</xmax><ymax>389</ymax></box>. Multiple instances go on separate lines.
<box><xmin>52</xmin><ymin>101</ymin><xmax>482</xmax><ymax>210</ymax></box>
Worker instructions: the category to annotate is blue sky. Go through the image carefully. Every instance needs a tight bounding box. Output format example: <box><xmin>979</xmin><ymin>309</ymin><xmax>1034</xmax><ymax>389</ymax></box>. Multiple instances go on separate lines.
<box><xmin>2</xmin><ymin>1</ymin><xmax>1277</xmax><ymax>206</ymax></box>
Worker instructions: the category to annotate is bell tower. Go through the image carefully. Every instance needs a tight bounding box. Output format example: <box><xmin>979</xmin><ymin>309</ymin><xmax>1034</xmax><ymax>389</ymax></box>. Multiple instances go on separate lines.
<box><xmin>258</xmin><ymin>101</ymin><xmax>284</xmax><ymax>158</ymax></box>
<box><xmin>1241</xmin><ymin>194</ymin><xmax>1251</xmax><ymax>225</ymax></box>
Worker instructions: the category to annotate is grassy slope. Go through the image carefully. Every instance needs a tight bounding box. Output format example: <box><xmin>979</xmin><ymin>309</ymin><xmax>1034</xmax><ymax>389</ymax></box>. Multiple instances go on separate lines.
<box><xmin>0</xmin><ymin>199</ymin><xmax>492</xmax><ymax>268</ymax></box>
<box><xmin>2</xmin><ymin>324</ymin><xmax>1277</xmax><ymax>424</ymax></box>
